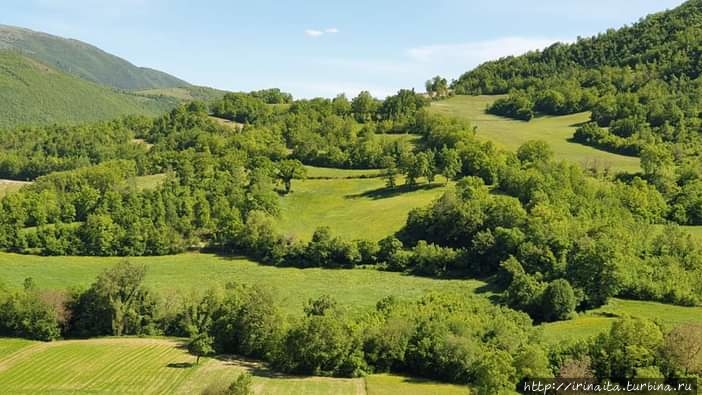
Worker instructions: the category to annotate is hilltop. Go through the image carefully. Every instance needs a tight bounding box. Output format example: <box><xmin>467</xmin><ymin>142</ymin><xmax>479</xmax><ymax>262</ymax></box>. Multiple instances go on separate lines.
<box><xmin>0</xmin><ymin>24</ymin><xmax>188</xmax><ymax>90</ymax></box>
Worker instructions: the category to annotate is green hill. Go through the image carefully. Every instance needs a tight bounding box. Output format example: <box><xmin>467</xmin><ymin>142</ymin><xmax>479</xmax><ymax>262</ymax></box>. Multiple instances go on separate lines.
<box><xmin>450</xmin><ymin>0</ymin><xmax>702</xmax><ymax>159</ymax></box>
<box><xmin>0</xmin><ymin>24</ymin><xmax>188</xmax><ymax>90</ymax></box>
<box><xmin>0</xmin><ymin>51</ymin><xmax>176</xmax><ymax>128</ymax></box>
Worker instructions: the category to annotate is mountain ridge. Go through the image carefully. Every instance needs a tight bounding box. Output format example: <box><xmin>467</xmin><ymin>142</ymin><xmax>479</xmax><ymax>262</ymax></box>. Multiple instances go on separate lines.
<box><xmin>0</xmin><ymin>24</ymin><xmax>189</xmax><ymax>90</ymax></box>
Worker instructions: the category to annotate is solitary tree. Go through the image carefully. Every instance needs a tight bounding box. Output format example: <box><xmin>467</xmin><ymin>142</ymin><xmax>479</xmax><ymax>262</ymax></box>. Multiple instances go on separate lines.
<box><xmin>94</xmin><ymin>261</ymin><xmax>148</xmax><ymax>336</ymax></box>
<box><xmin>425</xmin><ymin>76</ymin><xmax>449</xmax><ymax>98</ymax></box>
<box><xmin>381</xmin><ymin>156</ymin><xmax>398</xmax><ymax>189</ymax></box>
<box><xmin>541</xmin><ymin>279</ymin><xmax>576</xmax><ymax>322</ymax></box>
<box><xmin>276</xmin><ymin>159</ymin><xmax>307</xmax><ymax>194</ymax></box>
<box><xmin>516</xmin><ymin>140</ymin><xmax>553</xmax><ymax>165</ymax></box>
<box><xmin>188</xmin><ymin>333</ymin><xmax>214</xmax><ymax>365</ymax></box>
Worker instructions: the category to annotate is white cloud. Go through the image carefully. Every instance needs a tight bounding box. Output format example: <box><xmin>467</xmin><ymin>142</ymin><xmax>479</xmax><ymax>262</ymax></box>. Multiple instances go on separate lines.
<box><xmin>407</xmin><ymin>36</ymin><xmax>567</xmax><ymax>66</ymax></box>
<box><xmin>305</xmin><ymin>27</ymin><xmax>339</xmax><ymax>37</ymax></box>
<box><xmin>304</xmin><ymin>29</ymin><xmax>324</xmax><ymax>37</ymax></box>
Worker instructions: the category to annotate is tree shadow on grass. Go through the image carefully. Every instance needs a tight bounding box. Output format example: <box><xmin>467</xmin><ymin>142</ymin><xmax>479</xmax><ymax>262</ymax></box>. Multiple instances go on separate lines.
<box><xmin>214</xmin><ymin>355</ymin><xmax>314</xmax><ymax>380</ymax></box>
<box><xmin>345</xmin><ymin>183</ymin><xmax>444</xmax><ymax>200</ymax></box>
<box><xmin>167</xmin><ymin>362</ymin><xmax>194</xmax><ymax>369</ymax></box>
<box><xmin>569</xmin><ymin>120</ymin><xmax>591</xmax><ymax>128</ymax></box>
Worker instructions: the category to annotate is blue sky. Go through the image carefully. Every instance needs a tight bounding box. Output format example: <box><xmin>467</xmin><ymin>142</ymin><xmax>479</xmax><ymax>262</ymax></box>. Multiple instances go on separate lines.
<box><xmin>1</xmin><ymin>0</ymin><xmax>686</xmax><ymax>98</ymax></box>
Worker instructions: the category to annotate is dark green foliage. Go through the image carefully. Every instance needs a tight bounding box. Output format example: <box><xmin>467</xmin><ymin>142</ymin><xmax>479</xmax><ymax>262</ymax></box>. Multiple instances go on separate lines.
<box><xmin>68</xmin><ymin>261</ymin><xmax>157</xmax><ymax>337</ymax></box>
<box><xmin>0</xmin><ymin>278</ymin><xmax>61</xmax><ymax>341</ymax></box>
<box><xmin>211</xmin><ymin>93</ymin><xmax>271</xmax><ymax>124</ymax></box>
<box><xmin>516</xmin><ymin>140</ymin><xmax>553</xmax><ymax>165</ymax></box>
<box><xmin>188</xmin><ymin>333</ymin><xmax>214</xmax><ymax>364</ymax></box>
<box><xmin>540</xmin><ymin>279</ymin><xmax>576</xmax><ymax>322</ymax></box>
<box><xmin>488</xmin><ymin>92</ymin><xmax>534</xmax><ymax>121</ymax></box>
<box><xmin>249</xmin><ymin>88</ymin><xmax>293</xmax><ymax>104</ymax></box>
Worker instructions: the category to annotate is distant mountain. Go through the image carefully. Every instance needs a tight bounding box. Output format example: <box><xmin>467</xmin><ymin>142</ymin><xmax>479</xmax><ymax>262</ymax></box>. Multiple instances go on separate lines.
<box><xmin>0</xmin><ymin>51</ymin><xmax>177</xmax><ymax>129</ymax></box>
<box><xmin>0</xmin><ymin>24</ymin><xmax>189</xmax><ymax>90</ymax></box>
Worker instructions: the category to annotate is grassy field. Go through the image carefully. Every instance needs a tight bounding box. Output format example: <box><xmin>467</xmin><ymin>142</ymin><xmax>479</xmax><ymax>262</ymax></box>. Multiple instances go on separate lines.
<box><xmin>0</xmin><ymin>180</ymin><xmax>30</xmax><ymax>197</ymax></box>
<box><xmin>541</xmin><ymin>298</ymin><xmax>702</xmax><ymax>344</ymax></box>
<box><xmin>430</xmin><ymin>95</ymin><xmax>641</xmax><ymax>173</ymax></box>
<box><xmin>277</xmin><ymin>176</ymin><xmax>447</xmax><ymax>241</ymax></box>
<box><xmin>0</xmin><ymin>338</ymin><xmax>201</xmax><ymax>394</ymax></box>
<box><xmin>133</xmin><ymin>173</ymin><xmax>167</xmax><ymax>190</ymax></box>
<box><xmin>0</xmin><ymin>252</ymin><xmax>484</xmax><ymax>315</ymax></box>
<box><xmin>0</xmin><ymin>337</ymin><xmax>469</xmax><ymax>395</ymax></box>
<box><xmin>681</xmin><ymin>225</ymin><xmax>702</xmax><ymax>240</ymax></box>
<box><xmin>365</xmin><ymin>375</ymin><xmax>469</xmax><ymax>395</ymax></box>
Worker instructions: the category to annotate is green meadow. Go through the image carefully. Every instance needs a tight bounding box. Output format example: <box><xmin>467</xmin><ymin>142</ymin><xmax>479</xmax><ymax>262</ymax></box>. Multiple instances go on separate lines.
<box><xmin>0</xmin><ymin>252</ymin><xmax>485</xmax><ymax>315</ymax></box>
<box><xmin>277</xmin><ymin>176</ymin><xmax>447</xmax><ymax>242</ymax></box>
<box><xmin>430</xmin><ymin>95</ymin><xmax>641</xmax><ymax>173</ymax></box>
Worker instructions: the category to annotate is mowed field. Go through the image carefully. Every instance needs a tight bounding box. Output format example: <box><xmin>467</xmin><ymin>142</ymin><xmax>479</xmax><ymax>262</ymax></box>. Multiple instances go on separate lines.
<box><xmin>430</xmin><ymin>96</ymin><xmax>641</xmax><ymax>173</ymax></box>
<box><xmin>0</xmin><ymin>252</ymin><xmax>485</xmax><ymax>315</ymax></box>
<box><xmin>0</xmin><ymin>337</ymin><xmax>469</xmax><ymax>395</ymax></box>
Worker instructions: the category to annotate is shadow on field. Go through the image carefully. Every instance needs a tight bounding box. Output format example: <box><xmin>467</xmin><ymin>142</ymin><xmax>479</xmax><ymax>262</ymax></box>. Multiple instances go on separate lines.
<box><xmin>167</xmin><ymin>362</ymin><xmax>194</xmax><ymax>369</ymax></box>
<box><xmin>345</xmin><ymin>183</ymin><xmax>444</xmax><ymax>200</ymax></box>
<box><xmin>214</xmin><ymin>356</ymin><xmax>315</xmax><ymax>380</ymax></box>
<box><xmin>569</xmin><ymin>120</ymin><xmax>591</xmax><ymax>128</ymax></box>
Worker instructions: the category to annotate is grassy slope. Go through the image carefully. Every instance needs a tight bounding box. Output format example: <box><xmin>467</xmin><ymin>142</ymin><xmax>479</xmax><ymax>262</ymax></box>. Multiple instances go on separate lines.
<box><xmin>541</xmin><ymin>299</ymin><xmax>702</xmax><ymax>344</ymax></box>
<box><xmin>0</xmin><ymin>25</ymin><xmax>187</xmax><ymax>90</ymax></box>
<box><xmin>277</xmin><ymin>176</ymin><xmax>447</xmax><ymax>241</ymax></box>
<box><xmin>430</xmin><ymin>95</ymin><xmax>641</xmax><ymax>173</ymax></box>
<box><xmin>0</xmin><ymin>180</ymin><xmax>30</xmax><ymax>197</ymax></box>
<box><xmin>0</xmin><ymin>338</ymin><xmax>467</xmax><ymax>395</ymax></box>
<box><xmin>0</xmin><ymin>252</ymin><xmax>485</xmax><ymax>315</ymax></box>
<box><xmin>0</xmin><ymin>51</ymin><xmax>175</xmax><ymax>129</ymax></box>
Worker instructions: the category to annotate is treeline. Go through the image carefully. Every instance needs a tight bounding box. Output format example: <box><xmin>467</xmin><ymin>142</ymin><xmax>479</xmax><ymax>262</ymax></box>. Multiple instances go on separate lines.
<box><xmin>3</xmin><ymin>262</ymin><xmax>700</xmax><ymax>393</ymax></box>
<box><xmin>0</xmin><ymin>116</ymin><xmax>152</xmax><ymax>180</ymax></box>
<box><xmin>0</xmin><ymin>105</ymin><xmax>285</xmax><ymax>256</ymax></box>
<box><xmin>210</xmin><ymin>89</ymin><xmax>429</xmax><ymax>169</ymax></box>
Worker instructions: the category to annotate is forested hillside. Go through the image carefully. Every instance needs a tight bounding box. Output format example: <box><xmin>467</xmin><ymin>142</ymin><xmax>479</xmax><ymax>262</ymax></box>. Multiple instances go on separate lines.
<box><xmin>454</xmin><ymin>0</ymin><xmax>702</xmax><ymax>153</ymax></box>
<box><xmin>0</xmin><ymin>51</ymin><xmax>176</xmax><ymax>128</ymax></box>
<box><xmin>450</xmin><ymin>0</ymin><xmax>702</xmax><ymax>226</ymax></box>
<box><xmin>2</xmin><ymin>2</ymin><xmax>702</xmax><ymax>392</ymax></box>
<box><xmin>0</xmin><ymin>25</ymin><xmax>188</xmax><ymax>90</ymax></box>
